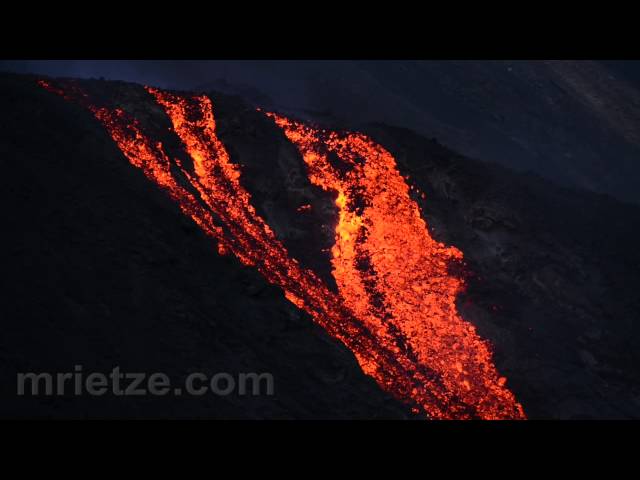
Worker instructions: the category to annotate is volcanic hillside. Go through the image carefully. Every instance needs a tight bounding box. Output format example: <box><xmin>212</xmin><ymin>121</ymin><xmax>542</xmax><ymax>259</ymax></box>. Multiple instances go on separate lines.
<box><xmin>1</xmin><ymin>72</ymin><xmax>639</xmax><ymax>419</ymax></box>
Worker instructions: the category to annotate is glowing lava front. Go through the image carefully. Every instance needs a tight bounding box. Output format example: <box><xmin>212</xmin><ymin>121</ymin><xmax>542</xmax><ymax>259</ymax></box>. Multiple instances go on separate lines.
<box><xmin>39</xmin><ymin>79</ymin><xmax>526</xmax><ymax>419</ymax></box>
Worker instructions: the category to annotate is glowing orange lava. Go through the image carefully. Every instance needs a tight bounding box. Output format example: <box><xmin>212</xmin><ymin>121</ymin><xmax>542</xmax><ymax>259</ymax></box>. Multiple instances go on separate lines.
<box><xmin>267</xmin><ymin>113</ymin><xmax>526</xmax><ymax>420</ymax></box>
<box><xmin>39</xmin><ymin>79</ymin><xmax>525</xmax><ymax>419</ymax></box>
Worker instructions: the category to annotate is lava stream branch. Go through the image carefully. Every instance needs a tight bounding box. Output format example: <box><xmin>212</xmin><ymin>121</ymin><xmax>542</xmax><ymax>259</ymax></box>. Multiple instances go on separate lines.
<box><xmin>266</xmin><ymin>113</ymin><xmax>526</xmax><ymax>420</ymax></box>
<box><xmin>39</xmin><ymin>79</ymin><xmax>525</xmax><ymax>419</ymax></box>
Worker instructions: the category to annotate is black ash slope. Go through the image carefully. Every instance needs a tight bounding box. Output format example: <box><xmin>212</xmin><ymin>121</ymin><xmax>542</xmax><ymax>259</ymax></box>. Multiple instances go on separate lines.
<box><xmin>364</xmin><ymin>125</ymin><xmax>640</xmax><ymax>419</ymax></box>
<box><xmin>0</xmin><ymin>74</ymin><xmax>406</xmax><ymax>419</ymax></box>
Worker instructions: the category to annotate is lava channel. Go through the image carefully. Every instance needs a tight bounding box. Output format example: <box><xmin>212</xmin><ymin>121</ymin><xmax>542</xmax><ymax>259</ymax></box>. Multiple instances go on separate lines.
<box><xmin>39</xmin><ymin>79</ymin><xmax>526</xmax><ymax>419</ymax></box>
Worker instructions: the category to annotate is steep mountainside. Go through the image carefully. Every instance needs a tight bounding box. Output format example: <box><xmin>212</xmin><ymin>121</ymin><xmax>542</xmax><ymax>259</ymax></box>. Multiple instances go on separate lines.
<box><xmin>0</xmin><ymin>74</ymin><xmax>406</xmax><ymax>418</ymax></box>
<box><xmin>194</xmin><ymin>60</ymin><xmax>640</xmax><ymax>204</ymax></box>
<box><xmin>1</xmin><ymin>72</ymin><xmax>639</xmax><ymax>418</ymax></box>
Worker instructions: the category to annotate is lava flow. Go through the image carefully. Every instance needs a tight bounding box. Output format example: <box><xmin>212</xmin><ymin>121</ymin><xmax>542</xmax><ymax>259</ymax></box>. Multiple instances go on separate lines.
<box><xmin>267</xmin><ymin>113</ymin><xmax>526</xmax><ymax>419</ymax></box>
<box><xmin>39</xmin><ymin>79</ymin><xmax>526</xmax><ymax>419</ymax></box>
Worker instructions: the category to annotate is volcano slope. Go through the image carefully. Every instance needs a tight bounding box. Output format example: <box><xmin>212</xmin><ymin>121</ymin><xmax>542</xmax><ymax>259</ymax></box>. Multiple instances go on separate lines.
<box><xmin>1</xmin><ymin>72</ymin><xmax>639</xmax><ymax>419</ymax></box>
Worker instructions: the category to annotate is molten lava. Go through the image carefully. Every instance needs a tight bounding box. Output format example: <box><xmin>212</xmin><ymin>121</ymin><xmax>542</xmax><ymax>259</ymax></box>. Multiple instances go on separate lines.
<box><xmin>267</xmin><ymin>113</ymin><xmax>526</xmax><ymax>419</ymax></box>
<box><xmin>39</xmin><ymin>79</ymin><xmax>526</xmax><ymax>419</ymax></box>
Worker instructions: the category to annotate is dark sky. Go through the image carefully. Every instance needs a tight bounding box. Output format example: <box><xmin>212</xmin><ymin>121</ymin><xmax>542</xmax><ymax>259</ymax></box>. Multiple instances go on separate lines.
<box><xmin>4</xmin><ymin>59</ymin><xmax>640</xmax><ymax>99</ymax></box>
<box><xmin>0</xmin><ymin>60</ymin><xmax>349</xmax><ymax>118</ymax></box>
<box><xmin>1</xmin><ymin>60</ymin><xmax>273</xmax><ymax>87</ymax></box>
<box><xmin>0</xmin><ymin>60</ymin><xmax>318</xmax><ymax>103</ymax></box>
<box><xmin>4</xmin><ymin>59</ymin><xmax>640</xmax><ymax>108</ymax></box>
